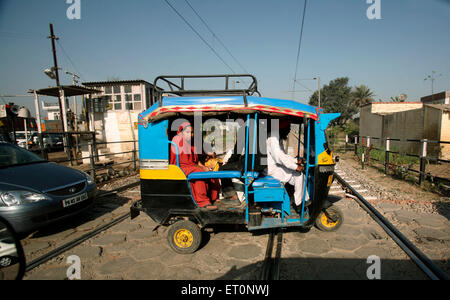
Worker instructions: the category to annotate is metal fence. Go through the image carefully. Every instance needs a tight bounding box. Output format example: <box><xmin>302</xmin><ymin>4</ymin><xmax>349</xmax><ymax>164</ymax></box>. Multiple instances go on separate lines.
<box><xmin>333</xmin><ymin>134</ymin><xmax>450</xmax><ymax>187</ymax></box>
<box><xmin>26</xmin><ymin>131</ymin><xmax>138</xmax><ymax>183</ymax></box>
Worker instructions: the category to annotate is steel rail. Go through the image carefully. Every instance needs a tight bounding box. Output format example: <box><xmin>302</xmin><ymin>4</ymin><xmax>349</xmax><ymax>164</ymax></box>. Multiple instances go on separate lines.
<box><xmin>25</xmin><ymin>212</ymin><xmax>130</xmax><ymax>272</ymax></box>
<box><xmin>260</xmin><ymin>229</ymin><xmax>283</xmax><ymax>280</ymax></box>
<box><xmin>24</xmin><ymin>181</ymin><xmax>140</xmax><ymax>273</ymax></box>
<box><xmin>334</xmin><ymin>172</ymin><xmax>449</xmax><ymax>280</ymax></box>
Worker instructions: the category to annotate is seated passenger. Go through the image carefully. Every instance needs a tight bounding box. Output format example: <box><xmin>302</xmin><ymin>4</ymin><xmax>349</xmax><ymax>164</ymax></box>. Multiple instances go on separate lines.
<box><xmin>217</xmin><ymin>123</ymin><xmax>247</xmax><ymax>204</ymax></box>
<box><xmin>170</xmin><ymin>122</ymin><xmax>220</xmax><ymax>209</ymax></box>
<box><xmin>266</xmin><ymin>119</ymin><xmax>310</xmax><ymax>210</ymax></box>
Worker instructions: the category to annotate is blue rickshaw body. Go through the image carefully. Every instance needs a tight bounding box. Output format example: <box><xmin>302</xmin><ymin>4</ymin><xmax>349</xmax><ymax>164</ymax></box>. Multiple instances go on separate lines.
<box><xmin>134</xmin><ymin>94</ymin><xmax>340</xmax><ymax>231</ymax></box>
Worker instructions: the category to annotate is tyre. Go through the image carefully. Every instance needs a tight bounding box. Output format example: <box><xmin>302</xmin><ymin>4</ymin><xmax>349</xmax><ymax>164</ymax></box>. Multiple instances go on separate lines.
<box><xmin>315</xmin><ymin>206</ymin><xmax>343</xmax><ymax>232</ymax></box>
<box><xmin>0</xmin><ymin>256</ymin><xmax>12</xmax><ymax>267</ymax></box>
<box><xmin>167</xmin><ymin>220</ymin><xmax>202</xmax><ymax>254</ymax></box>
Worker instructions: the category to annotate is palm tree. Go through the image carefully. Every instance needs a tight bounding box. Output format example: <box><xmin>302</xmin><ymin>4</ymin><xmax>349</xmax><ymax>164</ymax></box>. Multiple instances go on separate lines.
<box><xmin>352</xmin><ymin>85</ymin><xmax>374</xmax><ymax>107</ymax></box>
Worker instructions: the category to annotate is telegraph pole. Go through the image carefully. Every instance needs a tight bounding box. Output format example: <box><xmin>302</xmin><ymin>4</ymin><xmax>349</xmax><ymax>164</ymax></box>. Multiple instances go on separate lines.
<box><xmin>424</xmin><ymin>71</ymin><xmax>442</xmax><ymax>102</ymax></box>
<box><xmin>48</xmin><ymin>23</ymin><xmax>65</xmax><ymax>133</ymax></box>
<box><xmin>65</xmin><ymin>71</ymin><xmax>80</xmax><ymax>131</ymax></box>
<box><xmin>66</xmin><ymin>71</ymin><xmax>80</xmax><ymax>164</ymax></box>
<box><xmin>316</xmin><ymin>76</ymin><xmax>321</xmax><ymax>108</ymax></box>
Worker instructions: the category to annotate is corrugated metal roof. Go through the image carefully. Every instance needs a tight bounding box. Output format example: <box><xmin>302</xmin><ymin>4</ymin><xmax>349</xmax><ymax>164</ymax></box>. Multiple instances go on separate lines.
<box><xmin>425</xmin><ymin>104</ymin><xmax>450</xmax><ymax>112</ymax></box>
<box><xmin>82</xmin><ymin>79</ymin><xmax>151</xmax><ymax>86</ymax></box>
<box><xmin>28</xmin><ymin>85</ymin><xmax>102</xmax><ymax>97</ymax></box>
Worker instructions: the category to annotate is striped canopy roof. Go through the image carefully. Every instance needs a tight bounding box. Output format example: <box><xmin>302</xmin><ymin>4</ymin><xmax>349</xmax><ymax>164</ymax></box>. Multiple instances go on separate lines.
<box><xmin>140</xmin><ymin>96</ymin><xmax>320</xmax><ymax>123</ymax></box>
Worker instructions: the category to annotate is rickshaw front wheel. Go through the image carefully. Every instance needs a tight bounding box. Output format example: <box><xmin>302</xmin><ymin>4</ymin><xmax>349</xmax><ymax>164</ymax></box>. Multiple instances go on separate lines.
<box><xmin>168</xmin><ymin>220</ymin><xmax>202</xmax><ymax>254</ymax></box>
<box><xmin>315</xmin><ymin>206</ymin><xmax>343</xmax><ymax>232</ymax></box>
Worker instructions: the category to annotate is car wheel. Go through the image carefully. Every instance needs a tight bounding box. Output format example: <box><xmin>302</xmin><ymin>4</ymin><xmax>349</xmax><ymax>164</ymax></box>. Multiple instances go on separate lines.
<box><xmin>0</xmin><ymin>256</ymin><xmax>13</xmax><ymax>267</ymax></box>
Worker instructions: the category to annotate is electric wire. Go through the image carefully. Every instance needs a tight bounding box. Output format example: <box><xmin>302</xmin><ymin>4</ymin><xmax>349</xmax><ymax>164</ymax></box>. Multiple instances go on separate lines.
<box><xmin>163</xmin><ymin>0</ymin><xmax>236</xmax><ymax>74</ymax></box>
<box><xmin>184</xmin><ymin>0</ymin><xmax>250</xmax><ymax>75</ymax></box>
<box><xmin>292</xmin><ymin>0</ymin><xmax>308</xmax><ymax>97</ymax></box>
<box><xmin>0</xmin><ymin>30</ymin><xmax>46</xmax><ymax>40</ymax></box>
<box><xmin>55</xmin><ymin>39</ymin><xmax>85</xmax><ymax>81</ymax></box>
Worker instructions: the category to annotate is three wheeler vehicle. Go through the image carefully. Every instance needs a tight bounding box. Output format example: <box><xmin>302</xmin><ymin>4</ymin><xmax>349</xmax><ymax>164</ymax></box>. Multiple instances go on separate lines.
<box><xmin>131</xmin><ymin>74</ymin><xmax>342</xmax><ymax>254</ymax></box>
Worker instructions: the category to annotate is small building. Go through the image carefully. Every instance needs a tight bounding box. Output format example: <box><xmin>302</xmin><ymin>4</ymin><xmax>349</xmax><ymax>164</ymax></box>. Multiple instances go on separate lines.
<box><xmin>81</xmin><ymin>80</ymin><xmax>162</xmax><ymax>160</ymax></box>
<box><xmin>420</xmin><ymin>91</ymin><xmax>450</xmax><ymax>105</ymax></box>
<box><xmin>359</xmin><ymin>101</ymin><xmax>450</xmax><ymax>159</ymax></box>
<box><xmin>41</xmin><ymin>102</ymin><xmax>61</xmax><ymax>120</ymax></box>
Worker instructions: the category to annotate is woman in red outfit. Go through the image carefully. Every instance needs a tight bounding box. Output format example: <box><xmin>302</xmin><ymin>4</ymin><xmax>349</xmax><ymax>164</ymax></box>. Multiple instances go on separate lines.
<box><xmin>170</xmin><ymin>122</ymin><xmax>220</xmax><ymax>209</ymax></box>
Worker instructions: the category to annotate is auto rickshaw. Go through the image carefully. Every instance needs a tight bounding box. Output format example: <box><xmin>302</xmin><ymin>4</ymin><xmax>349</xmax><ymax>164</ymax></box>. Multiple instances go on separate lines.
<box><xmin>131</xmin><ymin>74</ymin><xmax>342</xmax><ymax>254</ymax></box>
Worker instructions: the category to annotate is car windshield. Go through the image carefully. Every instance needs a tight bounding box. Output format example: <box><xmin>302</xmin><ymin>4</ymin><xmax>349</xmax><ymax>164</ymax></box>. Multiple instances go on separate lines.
<box><xmin>50</xmin><ymin>135</ymin><xmax>62</xmax><ymax>141</ymax></box>
<box><xmin>0</xmin><ymin>143</ymin><xmax>45</xmax><ymax>168</ymax></box>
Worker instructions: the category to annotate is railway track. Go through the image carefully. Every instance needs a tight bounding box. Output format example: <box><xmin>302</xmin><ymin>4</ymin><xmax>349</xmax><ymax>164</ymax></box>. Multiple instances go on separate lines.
<box><xmin>24</xmin><ymin>180</ymin><xmax>139</xmax><ymax>273</ymax></box>
<box><xmin>24</xmin><ymin>172</ymin><xmax>449</xmax><ymax>280</ymax></box>
<box><xmin>260</xmin><ymin>229</ymin><xmax>283</xmax><ymax>280</ymax></box>
<box><xmin>333</xmin><ymin>172</ymin><xmax>449</xmax><ymax>281</ymax></box>
<box><xmin>260</xmin><ymin>170</ymin><xmax>448</xmax><ymax>281</ymax></box>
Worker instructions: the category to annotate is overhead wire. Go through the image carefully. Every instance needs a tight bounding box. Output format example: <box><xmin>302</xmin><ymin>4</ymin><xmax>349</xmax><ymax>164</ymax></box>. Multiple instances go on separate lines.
<box><xmin>0</xmin><ymin>30</ymin><xmax>46</xmax><ymax>40</ymax></box>
<box><xmin>163</xmin><ymin>0</ymin><xmax>236</xmax><ymax>74</ymax></box>
<box><xmin>291</xmin><ymin>0</ymin><xmax>308</xmax><ymax>99</ymax></box>
<box><xmin>55</xmin><ymin>39</ymin><xmax>85</xmax><ymax>81</ymax></box>
<box><xmin>184</xmin><ymin>0</ymin><xmax>250</xmax><ymax>75</ymax></box>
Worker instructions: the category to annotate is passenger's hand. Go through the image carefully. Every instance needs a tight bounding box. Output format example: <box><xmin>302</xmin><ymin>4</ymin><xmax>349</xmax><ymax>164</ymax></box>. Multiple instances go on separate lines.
<box><xmin>296</xmin><ymin>165</ymin><xmax>304</xmax><ymax>172</ymax></box>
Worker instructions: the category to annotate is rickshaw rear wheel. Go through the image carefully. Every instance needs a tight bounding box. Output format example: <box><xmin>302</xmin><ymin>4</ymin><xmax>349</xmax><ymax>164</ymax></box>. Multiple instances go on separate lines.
<box><xmin>168</xmin><ymin>220</ymin><xmax>202</xmax><ymax>254</ymax></box>
<box><xmin>315</xmin><ymin>206</ymin><xmax>343</xmax><ymax>232</ymax></box>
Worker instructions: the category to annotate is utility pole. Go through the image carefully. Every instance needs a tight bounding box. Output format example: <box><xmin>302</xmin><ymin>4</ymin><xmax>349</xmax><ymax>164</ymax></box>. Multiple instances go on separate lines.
<box><xmin>48</xmin><ymin>23</ymin><xmax>66</xmax><ymax>133</ymax></box>
<box><xmin>424</xmin><ymin>71</ymin><xmax>442</xmax><ymax>102</ymax></box>
<box><xmin>65</xmin><ymin>71</ymin><xmax>80</xmax><ymax>131</ymax></box>
<box><xmin>316</xmin><ymin>76</ymin><xmax>321</xmax><ymax>108</ymax></box>
<box><xmin>66</xmin><ymin>71</ymin><xmax>80</xmax><ymax>164</ymax></box>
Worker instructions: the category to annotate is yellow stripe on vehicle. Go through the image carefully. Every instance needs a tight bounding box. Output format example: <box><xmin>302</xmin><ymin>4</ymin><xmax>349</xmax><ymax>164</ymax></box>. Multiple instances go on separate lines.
<box><xmin>318</xmin><ymin>150</ymin><xmax>334</xmax><ymax>165</ymax></box>
<box><xmin>140</xmin><ymin>165</ymin><xmax>187</xmax><ymax>180</ymax></box>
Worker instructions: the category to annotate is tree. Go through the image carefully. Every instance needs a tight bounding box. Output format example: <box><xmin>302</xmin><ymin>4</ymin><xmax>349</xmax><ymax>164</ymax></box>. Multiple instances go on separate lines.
<box><xmin>351</xmin><ymin>85</ymin><xmax>374</xmax><ymax>107</ymax></box>
<box><xmin>309</xmin><ymin>77</ymin><xmax>357</xmax><ymax>127</ymax></box>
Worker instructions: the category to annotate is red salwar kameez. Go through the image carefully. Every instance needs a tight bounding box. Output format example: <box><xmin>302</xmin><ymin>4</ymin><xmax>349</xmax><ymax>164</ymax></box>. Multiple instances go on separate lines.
<box><xmin>170</xmin><ymin>122</ymin><xmax>220</xmax><ymax>208</ymax></box>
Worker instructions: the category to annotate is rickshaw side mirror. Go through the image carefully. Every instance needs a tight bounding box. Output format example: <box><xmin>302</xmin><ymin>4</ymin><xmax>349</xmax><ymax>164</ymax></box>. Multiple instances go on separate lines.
<box><xmin>335</xmin><ymin>156</ymin><xmax>340</xmax><ymax>163</ymax></box>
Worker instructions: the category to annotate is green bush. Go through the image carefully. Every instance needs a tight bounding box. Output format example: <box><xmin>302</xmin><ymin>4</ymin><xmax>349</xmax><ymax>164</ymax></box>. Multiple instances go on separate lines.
<box><xmin>344</xmin><ymin>121</ymin><xmax>359</xmax><ymax>137</ymax></box>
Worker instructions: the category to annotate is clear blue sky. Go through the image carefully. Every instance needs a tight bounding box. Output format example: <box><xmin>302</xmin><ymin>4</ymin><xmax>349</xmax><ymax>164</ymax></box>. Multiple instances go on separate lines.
<box><xmin>1</xmin><ymin>0</ymin><xmax>449</xmax><ymax>117</ymax></box>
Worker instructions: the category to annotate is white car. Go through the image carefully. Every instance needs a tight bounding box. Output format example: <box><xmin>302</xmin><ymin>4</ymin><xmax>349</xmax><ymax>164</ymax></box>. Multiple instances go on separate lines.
<box><xmin>10</xmin><ymin>131</ymin><xmax>36</xmax><ymax>149</ymax></box>
<box><xmin>0</xmin><ymin>236</ymin><xmax>17</xmax><ymax>267</ymax></box>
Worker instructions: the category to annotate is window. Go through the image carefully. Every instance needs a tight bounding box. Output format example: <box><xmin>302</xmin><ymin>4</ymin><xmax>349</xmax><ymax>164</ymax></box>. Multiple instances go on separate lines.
<box><xmin>104</xmin><ymin>95</ymin><xmax>113</xmax><ymax>110</ymax></box>
<box><xmin>125</xmin><ymin>94</ymin><xmax>133</xmax><ymax>110</ymax></box>
<box><xmin>114</xmin><ymin>95</ymin><xmax>122</xmax><ymax>110</ymax></box>
<box><xmin>104</xmin><ymin>86</ymin><xmax>112</xmax><ymax>94</ymax></box>
<box><xmin>0</xmin><ymin>143</ymin><xmax>45</xmax><ymax>168</ymax></box>
<box><xmin>132</xmin><ymin>94</ymin><xmax>142</xmax><ymax>111</ymax></box>
<box><xmin>124</xmin><ymin>85</ymin><xmax>132</xmax><ymax>93</ymax></box>
<box><xmin>145</xmin><ymin>88</ymin><xmax>150</xmax><ymax>109</ymax></box>
<box><xmin>113</xmin><ymin>86</ymin><xmax>121</xmax><ymax>94</ymax></box>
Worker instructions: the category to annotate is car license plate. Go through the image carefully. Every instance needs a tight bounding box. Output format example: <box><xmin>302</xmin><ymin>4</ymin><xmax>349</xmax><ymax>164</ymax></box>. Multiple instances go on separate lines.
<box><xmin>62</xmin><ymin>193</ymin><xmax>88</xmax><ymax>208</ymax></box>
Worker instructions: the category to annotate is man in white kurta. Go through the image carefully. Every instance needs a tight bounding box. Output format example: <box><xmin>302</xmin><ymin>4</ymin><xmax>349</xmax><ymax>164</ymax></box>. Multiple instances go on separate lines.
<box><xmin>266</xmin><ymin>123</ymin><xmax>309</xmax><ymax>206</ymax></box>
